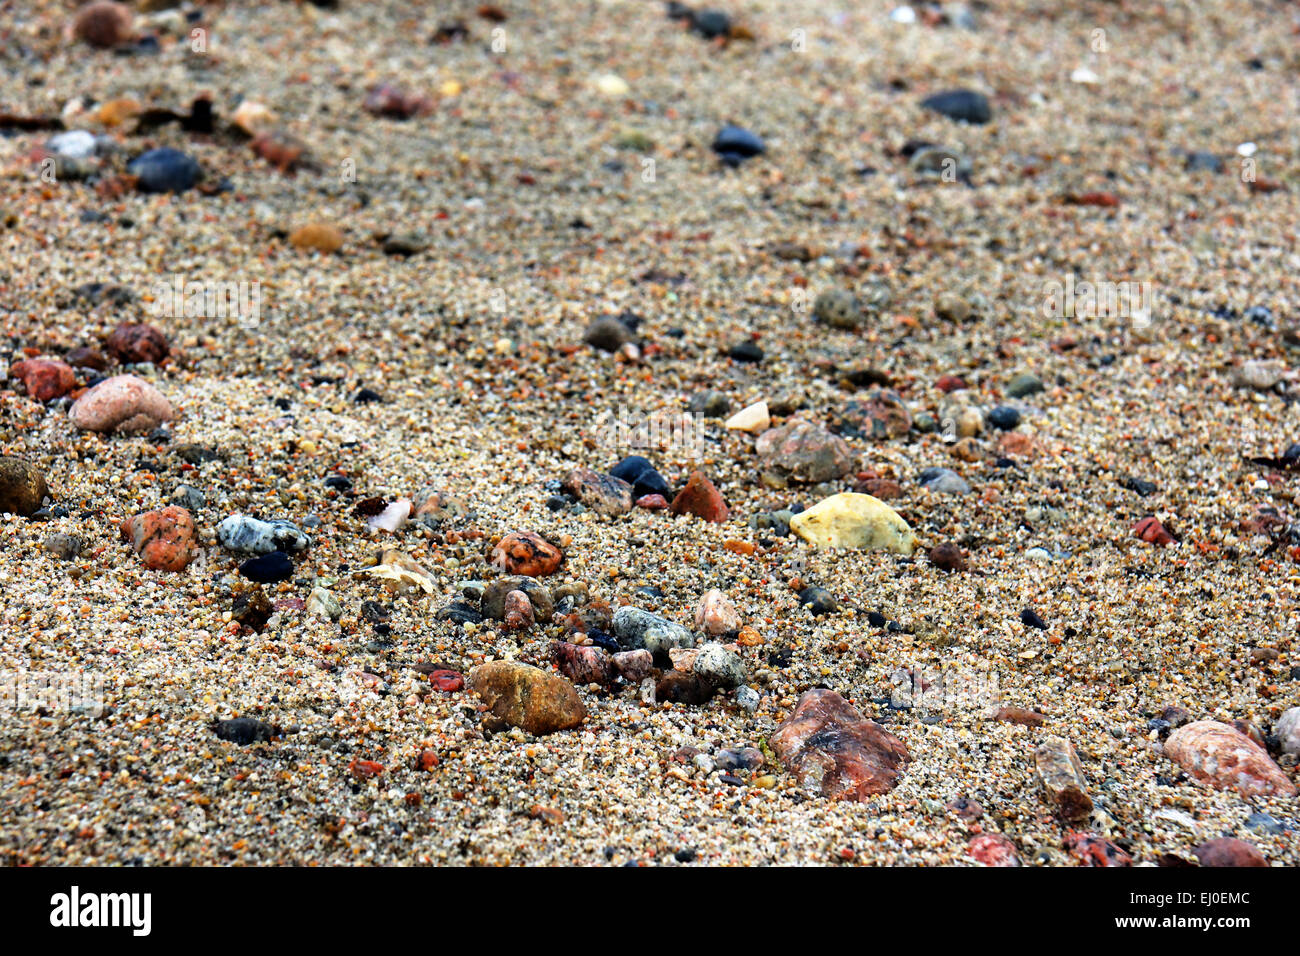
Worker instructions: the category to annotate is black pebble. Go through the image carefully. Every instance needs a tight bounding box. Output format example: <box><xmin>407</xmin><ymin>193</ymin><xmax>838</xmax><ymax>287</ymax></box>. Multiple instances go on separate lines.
<box><xmin>239</xmin><ymin>551</ymin><xmax>294</xmax><ymax>583</ymax></box>
<box><xmin>212</xmin><ymin>718</ymin><xmax>277</xmax><ymax>745</ymax></box>
<box><xmin>987</xmin><ymin>406</ymin><xmax>1021</xmax><ymax>430</ymax></box>
<box><xmin>920</xmin><ymin>89</ymin><xmax>992</xmax><ymax>124</ymax></box>
<box><xmin>1020</xmin><ymin>608</ymin><xmax>1048</xmax><ymax>630</ymax></box>
<box><xmin>675</xmin><ymin>847</ymin><xmax>698</xmax><ymax>862</ymax></box>
<box><xmin>798</xmin><ymin>586</ymin><xmax>840</xmax><ymax>616</ymax></box>
<box><xmin>728</xmin><ymin>341</ymin><xmax>764</xmax><ymax>363</ymax></box>
<box><xmin>1122</xmin><ymin>476</ymin><xmax>1158</xmax><ymax>496</ymax></box>
<box><xmin>353</xmin><ymin>388</ymin><xmax>382</xmax><ymax>404</ymax></box>
<box><xmin>324</xmin><ymin>475</ymin><xmax>353</xmax><ymax>491</ymax></box>
<box><xmin>126</xmin><ymin>147</ymin><xmax>203</xmax><ymax>193</ymax></box>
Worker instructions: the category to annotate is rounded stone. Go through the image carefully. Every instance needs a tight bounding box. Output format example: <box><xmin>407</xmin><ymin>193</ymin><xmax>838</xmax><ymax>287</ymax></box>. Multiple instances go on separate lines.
<box><xmin>0</xmin><ymin>457</ymin><xmax>50</xmax><ymax>516</ymax></box>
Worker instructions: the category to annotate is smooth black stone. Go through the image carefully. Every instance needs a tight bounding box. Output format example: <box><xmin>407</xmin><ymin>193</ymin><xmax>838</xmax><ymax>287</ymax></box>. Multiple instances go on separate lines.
<box><xmin>126</xmin><ymin>147</ymin><xmax>203</xmax><ymax>193</ymax></box>
<box><xmin>712</xmin><ymin>125</ymin><xmax>765</xmax><ymax>160</ymax></box>
<box><xmin>239</xmin><ymin>551</ymin><xmax>294</xmax><ymax>583</ymax></box>
<box><xmin>1122</xmin><ymin>476</ymin><xmax>1158</xmax><ymax>496</ymax></box>
<box><xmin>324</xmin><ymin>475</ymin><xmax>352</xmax><ymax>491</ymax></box>
<box><xmin>690</xmin><ymin>9</ymin><xmax>732</xmax><ymax>38</ymax></box>
<box><xmin>987</xmin><ymin>406</ymin><xmax>1021</xmax><ymax>430</ymax></box>
<box><xmin>728</xmin><ymin>341</ymin><xmax>764</xmax><ymax>363</ymax></box>
<box><xmin>1020</xmin><ymin>607</ymin><xmax>1049</xmax><ymax>630</ymax></box>
<box><xmin>920</xmin><ymin>89</ymin><xmax>992</xmax><ymax>124</ymax></box>
<box><xmin>798</xmin><ymin>586</ymin><xmax>840</xmax><ymax>616</ymax></box>
<box><xmin>436</xmin><ymin>601</ymin><xmax>481</xmax><ymax>625</ymax></box>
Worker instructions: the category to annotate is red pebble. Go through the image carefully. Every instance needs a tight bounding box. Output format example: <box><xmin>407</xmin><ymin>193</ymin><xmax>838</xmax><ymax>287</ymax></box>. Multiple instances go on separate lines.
<box><xmin>968</xmin><ymin>833</ymin><xmax>1020</xmax><ymax>867</ymax></box>
<box><xmin>417</xmin><ymin>749</ymin><xmax>440</xmax><ymax>771</ymax></box>
<box><xmin>428</xmin><ymin>670</ymin><xmax>464</xmax><ymax>692</ymax></box>
<box><xmin>1134</xmin><ymin>516</ymin><xmax>1175</xmax><ymax>546</ymax></box>
<box><xmin>348</xmin><ymin>759</ymin><xmax>385</xmax><ymax>779</ymax></box>
<box><xmin>934</xmin><ymin>375</ymin><xmax>968</xmax><ymax>393</ymax></box>
<box><xmin>635</xmin><ymin>493</ymin><xmax>669</xmax><ymax>509</ymax></box>
<box><xmin>669</xmin><ymin>471</ymin><xmax>729</xmax><ymax>523</ymax></box>
<box><xmin>1064</xmin><ymin>831</ymin><xmax>1132</xmax><ymax>867</ymax></box>
<box><xmin>8</xmin><ymin>358</ymin><xmax>77</xmax><ymax>402</ymax></box>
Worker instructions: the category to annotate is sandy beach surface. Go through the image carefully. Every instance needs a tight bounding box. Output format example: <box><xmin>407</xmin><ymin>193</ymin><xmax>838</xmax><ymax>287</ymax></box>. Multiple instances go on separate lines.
<box><xmin>0</xmin><ymin>0</ymin><xmax>1297</xmax><ymax>866</ymax></box>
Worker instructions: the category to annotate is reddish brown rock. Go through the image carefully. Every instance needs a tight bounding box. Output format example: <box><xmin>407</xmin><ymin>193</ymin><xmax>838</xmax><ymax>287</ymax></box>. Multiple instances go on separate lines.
<box><xmin>669</xmin><ymin>471</ymin><xmax>729</xmax><ymax>523</ymax></box>
<box><xmin>654</xmin><ymin>670</ymin><xmax>719</xmax><ymax>705</ymax></box>
<box><xmin>488</xmin><ymin>531</ymin><xmax>563</xmax><ymax>577</ymax></box>
<box><xmin>968</xmin><ymin>833</ymin><xmax>1020</xmax><ymax>867</ymax></box>
<box><xmin>1065</xmin><ymin>831</ymin><xmax>1132</xmax><ymax>867</ymax></box>
<box><xmin>857</xmin><ymin>477</ymin><xmax>903</xmax><ymax>500</ymax></box>
<box><xmin>635</xmin><ymin>493</ymin><xmax>668</xmax><ymax>509</ymax></box>
<box><xmin>71</xmin><ymin>1</ymin><xmax>133</xmax><ymax>48</ymax></box>
<box><xmin>1134</xmin><ymin>516</ymin><xmax>1175</xmax><ymax>546</ymax></box>
<box><xmin>0</xmin><ymin>457</ymin><xmax>49</xmax><ymax>517</ymax></box>
<box><xmin>9</xmin><ymin>359</ymin><xmax>77</xmax><ymax>402</ymax></box>
<box><xmin>105</xmin><ymin>323</ymin><xmax>170</xmax><ymax>366</ymax></box>
<box><xmin>993</xmin><ymin>705</ymin><xmax>1046</xmax><ymax>727</ymax></box>
<box><xmin>928</xmin><ymin>542</ymin><xmax>967</xmax><ymax>572</ymax></box>
<box><xmin>769</xmin><ymin>689</ymin><xmax>910</xmax><ymax>801</ymax></box>
<box><xmin>755</xmin><ymin>420</ymin><xmax>855</xmax><ymax>482</ymax></box>
<box><xmin>251</xmin><ymin>131</ymin><xmax>307</xmax><ymax>173</ymax></box>
<box><xmin>1035</xmin><ymin>737</ymin><xmax>1093</xmax><ymax>821</ymax></box>
<box><xmin>612</xmin><ymin>649</ymin><xmax>653</xmax><ymax>682</ymax></box>
<box><xmin>1164</xmin><ymin>720</ymin><xmax>1297</xmax><ymax>798</ymax></box>
<box><xmin>551</xmin><ymin>641</ymin><xmax>613</xmax><ymax>685</ymax></box>
<box><xmin>467</xmin><ymin>661</ymin><xmax>586</xmax><ymax>735</ymax></box>
<box><xmin>935</xmin><ymin>374</ymin><xmax>968</xmax><ymax>393</ymax></box>
<box><xmin>120</xmin><ymin>506</ymin><xmax>197</xmax><ymax>572</ymax></box>
<box><xmin>69</xmin><ymin>374</ymin><xmax>173</xmax><ymax>433</ymax></box>
<box><xmin>363</xmin><ymin>84</ymin><xmax>433</xmax><ymax>119</ymax></box>
<box><xmin>502</xmin><ymin>589</ymin><xmax>534</xmax><ymax>630</ymax></box>
<box><xmin>66</xmin><ymin>346</ymin><xmax>107</xmax><ymax>371</ymax></box>
<box><xmin>561</xmin><ymin>467</ymin><xmax>633</xmax><ymax>516</ymax></box>
<box><xmin>1192</xmin><ymin>838</ymin><xmax>1268</xmax><ymax>868</ymax></box>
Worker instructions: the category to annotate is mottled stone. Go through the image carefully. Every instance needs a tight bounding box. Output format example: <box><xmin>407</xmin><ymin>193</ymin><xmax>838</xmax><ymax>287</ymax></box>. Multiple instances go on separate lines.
<box><xmin>789</xmin><ymin>492</ymin><xmax>919</xmax><ymax>554</ymax></box>
<box><xmin>669</xmin><ymin>471</ymin><xmax>729</xmax><ymax>522</ymax></box>
<box><xmin>0</xmin><ymin>457</ymin><xmax>49</xmax><ymax>516</ymax></box>
<box><xmin>217</xmin><ymin>514</ymin><xmax>310</xmax><ymax>554</ymax></box>
<box><xmin>692</xmin><ymin>642</ymin><xmax>745</xmax><ymax>688</ymax></box>
<box><xmin>1065</xmin><ymin>832</ymin><xmax>1132</xmax><ymax>867</ymax></box>
<box><xmin>612</xmin><ymin>649</ymin><xmax>653</xmax><ymax>682</ymax></box>
<box><xmin>307</xmin><ymin>587</ymin><xmax>342</xmax><ymax>621</ymax></box>
<box><xmin>655</xmin><ymin>670</ymin><xmax>719</xmax><ymax>705</ymax></box>
<box><xmin>9</xmin><ymin>359</ymin><xmax>77</xmax><ymax>402</ymax></box>
<box><xmin>43</xmin><ymin>533</ymin><xmax>82</xmax><ymax>560</ymax></box>
<box><xmin>612</xmin><ymin>606</ymin><xmax>695</xmax><ymax>657</ymax></box>
<box><xmin>770</xmin><ymin>689</ymin><xmax>910</xmax><ymax>801</ymax></box>
<box><xmin>561</xmin><ymin>467</ymin><xmax>633</xmax><ymax>516</ymax></box>
<box><xmin>755</xmin><ymin>420</ymin><xmax>855</xmax><ymax>483</ymax></box>
<box><xmin>488</xmin><ymin>531</ymin><xmax>563</xmax><ymax>576</ymax></box>
<box><xmin>120</xmin><ymin>506</ymin><xmax>197</xmax><ymax>572</ymax></box>
<box><xmin>993</xmin><ymin>705</ymin><xmax>1046</xmax><ymax>727</ymax></box>
<box><xmin>69</xmin><ymin>374</ymin><xmax>173</xmax><ymax>433</ymax></box>
<box><xmin>552</xmin><ymin>641</ymin><xmax>612</xmax><ymax>685</ymax></box>
<box><xmin>1164</xmin><ymin>720</ymin><xmax>1297</xmax><ymax>798</ymax></box>
<box><xmin>1035</xmin><ymin>737</ymin><xmax>1093</xmax><ymax>821</ymax></box>
<box><xmin>968</xmin><ymin>833</ymin><xmax>1020</xmax><ymax>867</ymax></box>
<box><xmin>695</xmin><ymin>589</ymin><xmax>740</xmax><ymax>635</ymax></box>
<box><xmin>468</xmin><ymin>661</ymin><xmax>586</xmax><ymax>735</ymax></box>
<box><xmin>833</xmin><ymin>390</ymin><xmax>912</xmax><ymax>440</ymax></box>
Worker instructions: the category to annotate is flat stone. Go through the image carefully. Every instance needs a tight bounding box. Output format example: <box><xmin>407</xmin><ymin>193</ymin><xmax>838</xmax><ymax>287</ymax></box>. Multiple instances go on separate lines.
<box><xmin>612</xmin><ymin>606</ymin><xmax>695</xmax><ymax>657</ymax></box>
<box><xmin>468</xmin><ymin>661</ymin><xmax>586</xmax><ymax>735</ymax></box>
<box><xmin>1164</xmin><ymin>720</ymin><xmax>1297</xmax><ymax>797</ymax></box>
<box><xmin>724</xmin><ymin>400</ymin><xmax>770</xmax><ymax>432</ymax></box>
<box><xmin>1035</xmin><ymin>736</ymin><xmax>1093</xmax><ymax>821</ymax></box>
<box><xmin>755</xmin><ymin>420</ymin><xmax>855</xmax><ymax>482</ymax></box>
<box><xmin>770</xmin><ymin>689</ymin><xmax>910</xmax><ymax>800</ymax></box>
<box><xmin>789</xmin><ymin>492</ymin><xmax>919</xmax><ymax>554</ymax></box>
